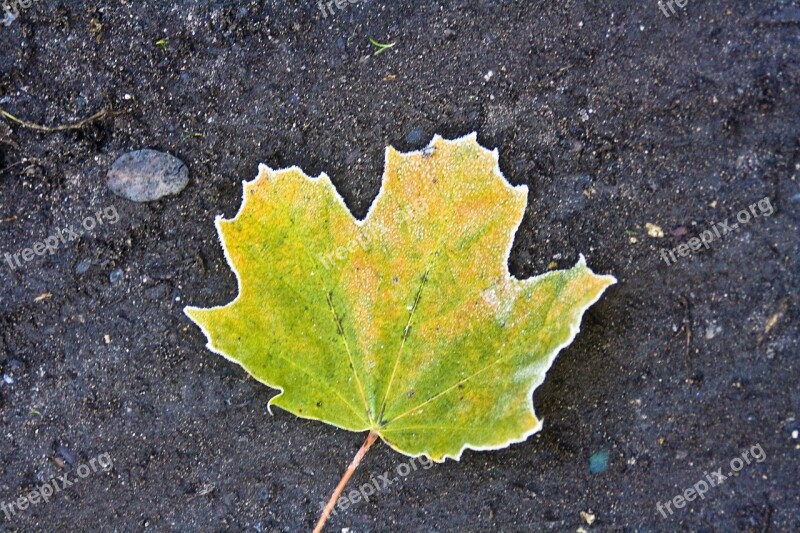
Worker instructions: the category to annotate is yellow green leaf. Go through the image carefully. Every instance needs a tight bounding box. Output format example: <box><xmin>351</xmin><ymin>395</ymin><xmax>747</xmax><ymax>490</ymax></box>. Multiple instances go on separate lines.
<box><xmin>185</xmin><ymin>133</ymin><xmax>615</xmax><ymax>462</ymax></box>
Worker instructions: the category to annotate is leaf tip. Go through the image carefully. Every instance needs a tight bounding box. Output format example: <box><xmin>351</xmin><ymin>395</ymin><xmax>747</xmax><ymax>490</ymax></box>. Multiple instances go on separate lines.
<box><xmin>576</xmin><ymin>254</ymin><xmax>617</xmax><ymax>286</ymax></box>
<box><xmin>256</xmin><ymin>162</ymin><xmax>273</xmax><ymax>179</ymax></box>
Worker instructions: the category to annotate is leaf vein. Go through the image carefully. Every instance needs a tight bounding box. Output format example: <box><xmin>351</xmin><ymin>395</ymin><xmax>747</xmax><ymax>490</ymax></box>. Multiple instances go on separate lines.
<box><xmin>383</xmin><ymin>277</ymin><xmax>568</xmax><ymax>425</ymax></box>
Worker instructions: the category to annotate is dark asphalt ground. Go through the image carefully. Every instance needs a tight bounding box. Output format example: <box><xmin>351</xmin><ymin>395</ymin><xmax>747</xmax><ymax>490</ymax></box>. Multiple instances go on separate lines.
<box><xmin>0</xmin><ymin>1</ymin><xmax>798</xmax><ymax>531</ymax></box>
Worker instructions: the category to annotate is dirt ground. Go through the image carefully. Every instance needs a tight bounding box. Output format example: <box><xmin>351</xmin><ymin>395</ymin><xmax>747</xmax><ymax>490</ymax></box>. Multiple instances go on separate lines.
<box><xmin>1</xmin><ymin>1</ymin><xmax>798</xmax><ymax>531</ymax></box>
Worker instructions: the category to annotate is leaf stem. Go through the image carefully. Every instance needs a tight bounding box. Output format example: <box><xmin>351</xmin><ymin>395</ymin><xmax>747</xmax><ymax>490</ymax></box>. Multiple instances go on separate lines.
<box><xmin>314</xmin><ymin>430</ymin><xmax>379</xmax><ymax>533</ymax></box>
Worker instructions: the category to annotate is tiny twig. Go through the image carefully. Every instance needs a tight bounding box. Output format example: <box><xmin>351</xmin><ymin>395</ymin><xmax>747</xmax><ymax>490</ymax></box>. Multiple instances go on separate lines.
<box><xmin>684</xmin><ymin>316</ymin><xmax>692</xmax><ymax>358</ymax></box>
<box><xmin>0</xmin><ymin>156</ymin><xmax>43</xmax><ymax>176</ymax></box>
<box><xmin>0</xmin><ymin>106</ymin><xmax>109</xmax><ymax>133</ymax></box>
<box><xmin>0</xmin><ymin>136</ymin><xmax>20</xmax><ymax>150</ymax></box>
<box><xmin>314</xmin><ymin>431</ymin><xmax>379</xmax><ymax>532</ymax></box>
<box><xmin>758</xmin><ymin>299</ymin><xmax>788</xmax><ymax>345</ymax></box>
<box><xmin>0</xmin><ymin>160</ymin><xmax>25</xmax><ymax>175</ymax></box>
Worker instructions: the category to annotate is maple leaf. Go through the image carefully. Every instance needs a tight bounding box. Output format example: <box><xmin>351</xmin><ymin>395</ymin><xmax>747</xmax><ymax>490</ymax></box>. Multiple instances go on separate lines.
<box><xmin>185</xmin><ymin>133</ymin><xmax>615</xmax><ymax>529</ymax></box>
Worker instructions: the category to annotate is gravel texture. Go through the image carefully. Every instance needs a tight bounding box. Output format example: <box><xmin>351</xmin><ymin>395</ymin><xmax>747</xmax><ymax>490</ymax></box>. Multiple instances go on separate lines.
<box><xmin>0</xmin><ymin>1</ymin><xmax>798</xmax><ymax>531</ymax></box>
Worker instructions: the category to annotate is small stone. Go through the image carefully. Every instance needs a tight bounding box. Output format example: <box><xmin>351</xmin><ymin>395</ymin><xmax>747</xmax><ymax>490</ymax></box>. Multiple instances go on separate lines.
<box><xmin>2</xmin><ymin>374</ymin><xmax>13</xmax><ymax>385</ymax></box>
<box><xmin>76</xmin><ymin>258</ymin><xmax>92</xmax><ymax>275</ymax></box>
<box><xmin>705</xmin><ymin>323</ymin><xmax>722</xmax><ymax>340</ymax></box>
<box><xmin>792</xmin><ymin>430</ymin><xmax>798</xmax><ymax>439</ymax></box>
<box><xmin>107</xmin><ymin>149</ymin><xmax>189</xmax><ymax>202</ymax></box>
<box><xmin>589</xmin><ymin>450</ymin><xmax>609</xmax><ymax>474</ymax></box>
<box><xmin>405</xmin><ymin>127</ymin><xmax>426</xmax><ymax>146</ymax></box>
<box><xmin>197</xmin><ymin>483</ymin><xmax>215</xmax><ymax>496</ymax></box>
<box><xmin>580</xmin><ymin>511</ymin><xmax>596</xmax><ymax>525</ymax></box>
<box><xmin>109</xmin><ymin>268</ymin><xmax>125</xmax><ymax>284</ymax></box>
<box><xmin>645</xmin><ymin>223</ymin><xmax>664</xmax><ymax>238</ymax></box>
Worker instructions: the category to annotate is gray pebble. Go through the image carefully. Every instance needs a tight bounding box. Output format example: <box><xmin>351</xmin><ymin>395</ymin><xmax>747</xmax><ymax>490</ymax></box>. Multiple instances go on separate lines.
<box><xmin>406</xmin><ymin>127</ymin><xmax>426</xmax><ymax>146</ymax></box>
<box><xmin>109</xmin><ymin>268</ymin><xmax>125</xmax><ymax>284</ymax></box>
<box><xmin>107</xmin><ymin>149</ymin><xmax>189</xmax><ymax>202</ymax></box>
